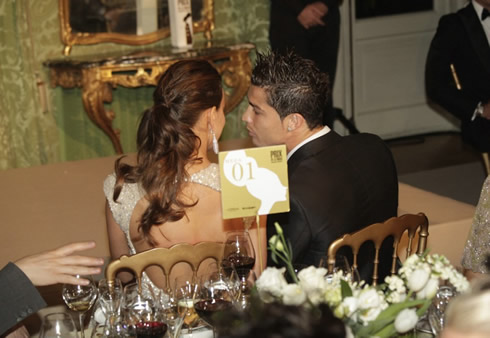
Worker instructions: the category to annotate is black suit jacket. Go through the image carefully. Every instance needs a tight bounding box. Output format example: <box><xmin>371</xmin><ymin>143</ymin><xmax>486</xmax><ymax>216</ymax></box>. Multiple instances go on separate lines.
<box><xmin>0</xmin><ymin>263</ymin><xmax>46</xmax><ymax>335</ymax></box>
<box><xmin>267</xmin><ymin>131</ymin><xmax>398</xmax><ymax>281</ymax></box>
<box><xmin>269</xmin><ymin>0</ymin><xmax>341</xmax><ymax>82</ymax></box>
<box><xmin>426</xmin><ymin>3</ymin><xmax>490</xmax><ymax>151</ymax></box>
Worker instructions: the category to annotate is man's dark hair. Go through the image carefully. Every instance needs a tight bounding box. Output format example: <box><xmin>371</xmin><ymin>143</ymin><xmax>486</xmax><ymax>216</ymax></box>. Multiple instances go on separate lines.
<box><xmin>251</xmin><ymin>51</ymin><xmax>330</xmax><ymax>129</ymax></box>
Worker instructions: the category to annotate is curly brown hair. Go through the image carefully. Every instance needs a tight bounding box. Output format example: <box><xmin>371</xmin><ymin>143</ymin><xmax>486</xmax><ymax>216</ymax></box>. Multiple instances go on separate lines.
<box><xmin>112</xmin><ymin>60</ymin><xmax>222</xmax><ymax>244</ymax></box>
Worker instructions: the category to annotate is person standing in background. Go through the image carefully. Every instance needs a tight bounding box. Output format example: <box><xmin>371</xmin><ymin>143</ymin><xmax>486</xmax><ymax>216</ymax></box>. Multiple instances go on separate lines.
<box><xmin>425</xmin><ymin>0</ymin><xmax>490</xmax><ymax>152</ymax></box>
<box><xmin>269</xmin><ymin>0</ymin><xmax>342</xmax><ymax>127</ymax></box>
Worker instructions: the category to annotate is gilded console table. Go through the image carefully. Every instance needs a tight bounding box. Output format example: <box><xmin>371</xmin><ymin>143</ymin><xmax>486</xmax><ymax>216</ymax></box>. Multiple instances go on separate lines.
<box><xmin>44</xmin><ymin>41</ymin><xmax>254</xmax><ymax>154</ymax></box>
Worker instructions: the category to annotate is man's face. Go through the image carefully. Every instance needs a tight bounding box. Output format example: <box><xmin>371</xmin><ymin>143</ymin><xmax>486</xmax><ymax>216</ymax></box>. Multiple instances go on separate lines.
<box><xmin>242</xmin><ymin>85</ymin><xmax>287</xmax><ymax>147</ymax></box>
<box><xmin>476</xmin><ymin>0</ymin><xmax>490</xmax><ymax>9</ymax></box>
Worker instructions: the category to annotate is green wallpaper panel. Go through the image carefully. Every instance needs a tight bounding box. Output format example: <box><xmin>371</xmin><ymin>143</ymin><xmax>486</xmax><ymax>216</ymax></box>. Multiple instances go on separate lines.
<box><xmin>0</xmin><ymin>0</ymin><xmax>270</xmax><ymax>169</ymax></box>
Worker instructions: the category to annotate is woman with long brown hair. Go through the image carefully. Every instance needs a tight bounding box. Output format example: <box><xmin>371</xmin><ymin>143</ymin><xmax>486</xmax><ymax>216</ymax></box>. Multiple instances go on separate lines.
<box><xmin>103</xmin><ymin>60</ymin><xmax>266</xmax><ymax>290</ymax></box>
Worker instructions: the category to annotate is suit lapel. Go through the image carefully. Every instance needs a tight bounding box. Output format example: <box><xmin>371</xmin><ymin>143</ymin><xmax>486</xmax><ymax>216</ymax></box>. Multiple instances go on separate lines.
<box><xmin>287</xmin><ymin>131</ymin><xmax>342</xmax><ymax>174</ymax></box>
<box><xmin>459</xmin><ymin>4</ymin><xmax>490</xmax><ymax>74</ymax></box>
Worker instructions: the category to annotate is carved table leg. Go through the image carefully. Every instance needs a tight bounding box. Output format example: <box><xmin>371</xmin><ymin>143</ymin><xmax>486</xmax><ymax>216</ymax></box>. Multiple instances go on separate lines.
<box><xmin>81</xmin><ymin>68</ymin><xmax>123</xmax><ymax>154</ymax></box>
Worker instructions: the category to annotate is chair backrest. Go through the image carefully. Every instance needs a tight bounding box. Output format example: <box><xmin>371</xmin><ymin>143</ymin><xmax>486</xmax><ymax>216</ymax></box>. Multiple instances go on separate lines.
<box><xmin>105</xmin><ymin>242</ymin><xmax>225</xmax><ymax>289</ymax></box>
<box><xmin>327</xmin><ymin>213</ymin><xmax>429</xmax><ymax>285</ymax></box>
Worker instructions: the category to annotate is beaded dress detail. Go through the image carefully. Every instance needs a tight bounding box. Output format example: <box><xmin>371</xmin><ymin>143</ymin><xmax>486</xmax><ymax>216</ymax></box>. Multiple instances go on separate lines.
<box><xmin>103</xmin><ymin>163</ymin><xmax>220</xmax><ymax>293</ymax></box>
<box><xmin>462</xmin><ymin>175</ymin><xmax>490</xmax><ymax>273</ymax></box>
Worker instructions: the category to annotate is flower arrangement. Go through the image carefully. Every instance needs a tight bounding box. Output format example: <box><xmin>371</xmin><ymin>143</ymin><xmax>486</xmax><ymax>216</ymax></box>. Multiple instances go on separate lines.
<box><xmin>257</xmin><ymin>223</ymin><xmax>470</xmax><ymax>337</ymax></box>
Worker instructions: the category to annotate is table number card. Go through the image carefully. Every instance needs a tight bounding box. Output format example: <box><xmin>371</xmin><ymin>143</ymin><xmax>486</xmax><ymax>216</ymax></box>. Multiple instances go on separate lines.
<box><xmin>219</xmin><ymin>145</ymin><xmax>290</xmax><ymax>219</ymax></box>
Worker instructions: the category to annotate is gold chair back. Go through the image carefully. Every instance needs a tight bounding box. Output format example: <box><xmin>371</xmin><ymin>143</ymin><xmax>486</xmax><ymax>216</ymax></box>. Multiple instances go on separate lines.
<box><xmin>327</xmin><ymin>213</ymin><xmax>429</xmax><ymax>285</ymax></box>
<box><xmin>105</xmin><ymin>242</ymin><xmax>225</xmax><ymax>289</ymax></box>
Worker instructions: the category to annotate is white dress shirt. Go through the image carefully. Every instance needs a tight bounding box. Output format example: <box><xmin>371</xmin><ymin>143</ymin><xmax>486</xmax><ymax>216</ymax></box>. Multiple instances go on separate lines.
<box><xmin>473</xmin><ymin>1</ymin><xmax>490</xmax><ymax>45</ymax></box>
<box><xmin>287</xmin><ymin>125</ymin><xmax>331</xmax><ymax>160</ymax></box>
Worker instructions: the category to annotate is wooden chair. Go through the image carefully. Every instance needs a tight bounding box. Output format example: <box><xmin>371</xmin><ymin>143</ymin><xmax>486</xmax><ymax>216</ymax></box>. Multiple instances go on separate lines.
<box><xmin>327</xmin><ymin>213</ymin><xmax>429</xmax><ymax>285</ymax></box>
<box><xmin>105</xmin><ymin>242</ymin><xmax>225</xmax><ymax>290</ymax></box>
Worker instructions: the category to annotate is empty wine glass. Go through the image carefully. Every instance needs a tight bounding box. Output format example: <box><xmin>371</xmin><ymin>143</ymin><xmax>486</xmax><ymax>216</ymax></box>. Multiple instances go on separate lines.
<box><xmin>40</xmin><ymin>312</ymin><xmax>79</xmax><ymax>338</ymax></box>
<box><xmin>428</xmin><ymin>285</ymin><xmax>456</xmax><ymax>335</ymax></box>
<box><xmin>196</xmin><ymin>272</ymin><xmax>235</xmax><ymax>337</ymax></box>
<box><xmin>222</xmin><ymin>232</ymin><xmax>256</xmax><ymax>289</ymax></box>
<box><xmin>319</xmin><ymin>255</ymin><xmax>360</xmax><ymax>283</ymax></box>
<box><xmin>96</xmin><ymin>278</ymin><xmax>123</xmax><ymax>337</ymax></box>
<box><xmin>62</xmin><ymin>275</ymin><xmax>98</xmax><ymax>338</ymax></box>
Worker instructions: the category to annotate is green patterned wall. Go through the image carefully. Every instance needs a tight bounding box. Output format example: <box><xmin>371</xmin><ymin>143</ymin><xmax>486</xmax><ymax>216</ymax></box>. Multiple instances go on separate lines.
<box><xmin>0</xmin><ymin>0</ymin><xmax>270</xmax><ymax>169</ymax></box>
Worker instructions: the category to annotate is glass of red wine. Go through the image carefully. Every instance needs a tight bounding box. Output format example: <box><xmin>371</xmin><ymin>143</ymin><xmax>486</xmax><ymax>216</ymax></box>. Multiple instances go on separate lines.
<box><xmin>196</xmin><ymin>272</ymin><xmax>235</xmax><ymax>337</ymax></box>
<box><xmin>222</xmin><ymin>231</ymin><xmax>256</xmax><ymax>281</ymax></box>
<box><xmin>123</xmin><ymin>282</ymin><xmax>167</xmax><ymax>338</ymax></box>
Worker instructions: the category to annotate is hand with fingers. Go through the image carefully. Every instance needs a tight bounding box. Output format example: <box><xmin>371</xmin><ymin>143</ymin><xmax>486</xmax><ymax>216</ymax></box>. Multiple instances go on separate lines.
<box><xmin>14</xmin><ymin>241</ymin><xmax>104</xmax><ymax>286</ymax></box>
<box><xmin>297</xmin><ymin>2</ymin><xmax>328</xmax><ymax>29</ymax></box>
<box><xmin>481</xmin><ymin>102</ymin><xmax>490</xmax><ymax>120</ymax></box>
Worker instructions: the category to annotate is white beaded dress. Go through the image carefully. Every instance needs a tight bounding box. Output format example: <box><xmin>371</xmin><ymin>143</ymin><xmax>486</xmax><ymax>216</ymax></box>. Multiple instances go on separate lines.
<box><xmin>103</xmin><ymin>163</ymin><xmax>221</xmax><ymax>295</ymax></box>
<box><xmin>461</xmin><ymin>175</ymin><xmax>490</xmax><ymax>273</ymax></box>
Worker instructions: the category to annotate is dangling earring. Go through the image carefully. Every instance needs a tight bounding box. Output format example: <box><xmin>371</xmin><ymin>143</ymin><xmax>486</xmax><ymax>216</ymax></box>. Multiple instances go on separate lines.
<box><xmin>210</xmin><ymin>127</ymin><xmax>219</xmax><ymax>154</ymax></box>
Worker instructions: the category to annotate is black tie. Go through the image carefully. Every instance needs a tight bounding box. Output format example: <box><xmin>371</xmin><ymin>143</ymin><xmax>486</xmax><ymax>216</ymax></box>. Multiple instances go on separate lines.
<box><xmin>482</xmin><ymin>8</ymin><xmax>490</xmax><ymax>20</ymax></box>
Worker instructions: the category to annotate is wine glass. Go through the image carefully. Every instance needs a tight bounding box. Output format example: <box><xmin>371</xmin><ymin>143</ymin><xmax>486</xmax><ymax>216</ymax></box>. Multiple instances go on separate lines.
<box><xmin>97</xmin><ymin>278</ymin><xmax>123</xmax><ymax>337</ymax></box>
<box><xmin>428</xmin><ymin>285</ymin><xmax>456</xmax><ymax>335</ymax></box>
<box><xmin>222</xmin><ymin>232</ymin><xmax>256</xmax><ymax>286</ymax></box>
<box><xmin>174</xmin><ymin>276</ymin><xmax>200</xmax><ymax>332</ymax></box>
<box><xmin>319</xmin><ymin>254</ymin><xmax>360</xmax><ymax>283</ymax></box>
<box><xmin>196</xmin><ymin>272</ymin><xmax>235</xmax><ymax>337</ymax></box>
<box><xmin>40</xmin><ymin>312</ymin><xmax>79</xmax><ymax>338</ymax></box>
<box><xmin>62</xmin><ymin>275</ymin><xmax>98</xmax><ymax>338</ymax></box>
<box><xmin>123</xmin><ymin>282</ymin><xmax>167</xmax><ymax>338</ymax></box>
<box><xmin>234</xmin><ymin>268</ymin><xmax>257</xmax><ymax>311</ymax></box>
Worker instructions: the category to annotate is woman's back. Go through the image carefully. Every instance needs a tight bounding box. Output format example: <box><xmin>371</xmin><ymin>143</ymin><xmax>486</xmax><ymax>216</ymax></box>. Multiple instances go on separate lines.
<box><xmin>104</xmin><ymin>60</ymin><xmax>265</xmax><ymax>290</ymax></box>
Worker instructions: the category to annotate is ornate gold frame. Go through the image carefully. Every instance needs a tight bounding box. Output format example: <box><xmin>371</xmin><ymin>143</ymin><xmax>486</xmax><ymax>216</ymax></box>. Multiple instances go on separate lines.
<box><xmin>59</xmin><ymin>0</ymin><xmax>214</xmax><ymax>55</ymax></box>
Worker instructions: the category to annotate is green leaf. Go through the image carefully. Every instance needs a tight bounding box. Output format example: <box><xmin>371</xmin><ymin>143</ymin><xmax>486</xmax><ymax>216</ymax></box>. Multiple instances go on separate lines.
<box><xmin>372</xmin><ymin>322</ymin><xmax>397</xmax><ymax>338</ymax></box>
<box><xmin>340</xmin><ymin>279</ymin><xmax>353</xmax><ymax>298</ymax></box>
<box><xmin>416</xmin><ymin>299</ymin><xmax>431</xmax><ymax>317</ymax></box>
<box><xmin>271</xmin><ymin>250</ymin><xmax>278</xmax><ymax>264</ymax></box>
<box><xmin>287</xmin><ymin>239</ymin><xmax>293</xmax><ymax>259</ymax></box>
<box><xmin>376</xmin><ymin>299</ymin><xmax>426</xmax><ymax>321</ymax></box>
<box><xmin>356</xmin><ymin>317</ymin><xmax>394</xmax><ymax>337</ymax></box>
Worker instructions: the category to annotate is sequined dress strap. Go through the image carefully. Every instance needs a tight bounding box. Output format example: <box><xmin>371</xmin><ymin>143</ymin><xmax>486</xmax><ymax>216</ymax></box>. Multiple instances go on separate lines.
<box><xmin>189</xmin><ymin>163</ymin><xmax>220</xmax><ymax>191</ymax></box>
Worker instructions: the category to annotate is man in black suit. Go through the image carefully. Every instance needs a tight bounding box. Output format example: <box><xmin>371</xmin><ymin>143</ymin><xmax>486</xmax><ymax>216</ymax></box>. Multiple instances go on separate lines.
<box><xmin>269</xmin><ymin>0</ymin><xmax>342</xmax><ymax>127</ymax></box>
<box><xmin>426</xmin><ymin>0</ymin><xmax>490</xmax><ymax>151</ymax></box>
<box><xmin>0</xmin><ymin>242</ymin><xmax>103</xmax><ymax>335</ymax></box>
<box><xmin>242</xmin><ymin>52</ymin><xmax>398</xmax><ymax>281</ymax></box>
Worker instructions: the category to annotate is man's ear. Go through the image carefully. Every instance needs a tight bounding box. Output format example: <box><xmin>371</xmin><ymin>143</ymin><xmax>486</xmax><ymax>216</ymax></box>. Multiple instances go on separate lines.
<box><xmin>286</xmin><ymin>113</ymin><xmax>304</xmax><ymax>131</ymax></box>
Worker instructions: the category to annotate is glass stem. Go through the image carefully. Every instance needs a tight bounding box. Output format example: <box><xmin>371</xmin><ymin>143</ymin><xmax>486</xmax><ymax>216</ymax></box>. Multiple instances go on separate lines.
<box><xmin>79</xmin><ymin>313</ymin><xmax>85</xmax><ymax>338</ymax></box>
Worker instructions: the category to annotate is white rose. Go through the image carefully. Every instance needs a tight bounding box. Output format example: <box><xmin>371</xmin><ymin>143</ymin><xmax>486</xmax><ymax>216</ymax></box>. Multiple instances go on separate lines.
<box><xmin>341</xmin><ymin>296</ymin><xmax>359</xmax><ymax>317</ymax></box>
<box><xmin>281</xmin><ymin>283</ymin><xmax>307</xmax><ymax>305</ymax></box>
<box><xmin>407</xmin><ymin>267</ymin><xmax>430</xmax><ymax>292</ymax></box>
<box><xmin>256</xmin><ymin>267</ymin><xmax>287</xmax><ymax>301</ymax></box>
<box><xmin>417</xmin><ymin>277</ymin><xmax>439</xmax><ymax>299</ymax></box>
<box><xmin>298</xmin><ymin>266</ymin><xmax>327</xmax><ymax>293</ymax></box>
<box><xmin>298</xmin><ymin>266</ymin><xmax>328</xmax><ymax>302</ymax></box>
<box><xmin>359</xmin><ymin>307</ymin><xmax>382</xmax><ymax>324</ymax></box>
<box><xmin>394</xmin><ymin>308</ymin><xmax>418</xmax><ymax>333</ymax></box>
<box><xmin>357</xmin><ymin>288</ymin><xmax>384</xmax><ymax>310</ymax></box>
